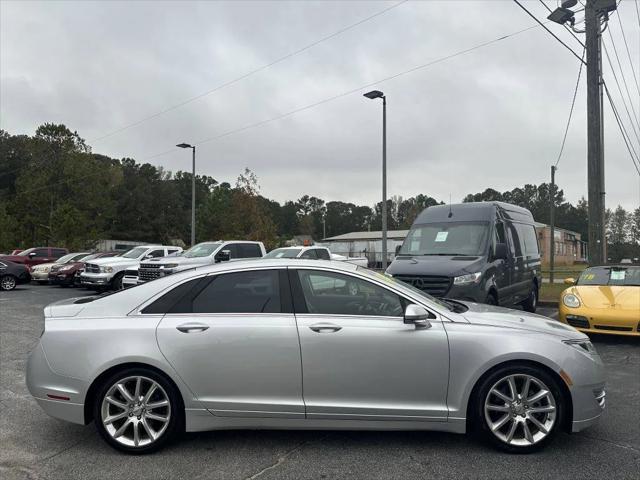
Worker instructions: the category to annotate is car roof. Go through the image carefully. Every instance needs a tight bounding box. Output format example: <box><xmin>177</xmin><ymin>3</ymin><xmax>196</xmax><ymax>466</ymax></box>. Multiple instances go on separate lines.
<box><xmin>196</xmin><ymin>258</ymin><xmax>357</xmax><ymax>273</ymax></box>
<box><xmin>272</xmin><ymin>246</ymin><xmax>322</xmax><ymax>251</ymax></box>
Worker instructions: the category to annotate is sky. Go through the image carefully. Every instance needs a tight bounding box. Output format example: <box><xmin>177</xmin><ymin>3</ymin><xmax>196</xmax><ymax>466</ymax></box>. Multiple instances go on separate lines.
<box><xmin>1</xmin><ymin>0</ymin><xmax>639</xmax><ymax>212</ymax></box>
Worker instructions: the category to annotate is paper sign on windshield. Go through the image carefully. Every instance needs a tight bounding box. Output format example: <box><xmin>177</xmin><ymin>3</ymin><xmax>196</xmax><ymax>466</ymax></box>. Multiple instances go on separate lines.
<box><xmin>610</xmin><ymin>270</ymin><xmax>626</xmax><ymax>281</ymax></box>
<box><xmin>435</xmin><ymin>231</ymin><xmax>449</xmax><ymax>242</ymax></box>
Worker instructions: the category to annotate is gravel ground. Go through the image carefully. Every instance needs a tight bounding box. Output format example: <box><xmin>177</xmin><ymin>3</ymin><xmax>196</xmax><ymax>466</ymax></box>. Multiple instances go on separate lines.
<box><xmin>1</xmin><ymin>284</ymin><xmax>638</xmax><ymax>480</ymax></box>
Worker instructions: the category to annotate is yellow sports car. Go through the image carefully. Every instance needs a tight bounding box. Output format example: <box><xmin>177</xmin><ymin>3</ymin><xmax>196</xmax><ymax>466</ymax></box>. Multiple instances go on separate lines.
<box><xmin>559</xmin><ymin>265</ymin><xmax>640</xmax><ymax>337</ymax></box>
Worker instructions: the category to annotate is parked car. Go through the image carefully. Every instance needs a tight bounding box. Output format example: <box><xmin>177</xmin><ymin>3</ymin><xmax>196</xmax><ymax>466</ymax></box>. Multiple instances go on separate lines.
<box><xmin>30</xmin><ymin>252</ymin><xmax>92</xmax><ymax>284</ymax></box>
<box><xmin>27</xmin><ymin>259</ymin><xmax>605</xmax><ymax>454</ymax></box>
<box><xmin>0</xmin><ymin>260</ymin><xmax>31</xmax><ymax>290</ymax></box>
<box><xmin>137</xmin><ymin>241</ymin><xmax>265</xmax><ymax>284</ymax></box>
<box><xmin>49</xmin><ymin>252</ymin><xmax>120</xmax><ymax>287</ymax></box>
<box><xmin>559</xmin><ymin>265</ymin><xmax>640</xmax><ymax>337</ymax></box>
<box><xmin>386</xmin><ymin>202</ymin><xmax>541</xmax><ymax>312</ymax></box>
<box><xmin>0</xmin><ymin>247</ymin><xmax>68</xmax><ymax>268</ymax></box>
<box><xmin>264</xmin><ymin>246</ymin><xmax>368</xmax><ymax>267</ymax></box>
<box><xmin>80</xmin><ymin>246</ymin><xmax>182</xmax><ymax>290</ymax></box>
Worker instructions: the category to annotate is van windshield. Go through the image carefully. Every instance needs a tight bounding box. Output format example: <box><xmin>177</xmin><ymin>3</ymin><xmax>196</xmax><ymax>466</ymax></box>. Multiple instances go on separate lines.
<box><xmin>399</xmin><ymin>222</ymin><xmax>489</xmax><ymax>256</ymax></box>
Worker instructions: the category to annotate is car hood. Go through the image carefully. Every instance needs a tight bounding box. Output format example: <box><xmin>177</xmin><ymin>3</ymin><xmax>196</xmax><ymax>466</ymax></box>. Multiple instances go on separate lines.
<box><xmin>386</xmin><ymin>255</ymin><xmax>485</xmax><ymax>277</ymax></box>
<box><xmin>567</xmin><ymin>285</ymin><xmax>640</xmax><ymax>311</ymax></box>
<box><xmin>459</xmin><ymin>301</ymin><xmax>585</xmax><ymax>339</ymax></box>
<box><xmin>143</xmin><ymin>256</ymin><xmax>212</xmax><ymax>267</ymax></box>
<box><xmin>87</xmin><ymin>257</ymin><xmax>138</xmax><ymax>266</ymax></box>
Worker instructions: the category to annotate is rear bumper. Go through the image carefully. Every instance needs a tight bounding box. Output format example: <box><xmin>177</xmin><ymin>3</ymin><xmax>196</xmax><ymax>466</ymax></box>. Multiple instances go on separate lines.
<box><xmin>26</xmin><ymin>343</ymin><xmax>88</xmax><ymax>425</ymax></box>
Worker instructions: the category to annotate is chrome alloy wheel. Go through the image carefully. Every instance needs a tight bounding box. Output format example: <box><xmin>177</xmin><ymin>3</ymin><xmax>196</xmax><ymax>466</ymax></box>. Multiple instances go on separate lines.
<box><xmin>100</xmin><ymin>376</ymin><xmax>171</xmax><ymax>448</ymax></box>
<box><xmin>1</xmin><ymin>275</ymin><xmax>16</xmax><ymax>290</ymax></box>
<box><xmin>484</xmin><ymin>374</ymin><xmax>556</xmax><ymax>447</ymax></box>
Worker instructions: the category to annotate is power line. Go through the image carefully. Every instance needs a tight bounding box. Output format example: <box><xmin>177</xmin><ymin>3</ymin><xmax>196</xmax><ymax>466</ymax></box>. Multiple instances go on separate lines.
<box><xmin>88</xmin><ymin>0</ymin><xmax>408</xmax><ymax>144</ymax></box>
<box><xmin>615</xmin><ymin>4</ymin><xmax>640</xmax><ymax>96</ymax></box>
<box><xmin>603</xmin><ymin>81</ymin><xmax>640</xmax><ymax>175</ymax></box>
<box><xmin>140</xmin><ymin>23</ymin><xmax>547</xmax><ymax>163</ymax></box>
<box><xmin>602</xmin><ymin>40</ymin><xmax>640</xmax><ymax>146</ymax></box>
<box><xmin>0</xmin><ymin>22</ymin><xmax>546</xmax><ymax>199</ymax></box>
<box><xmin>512</xmin><ymin>0</ymin><xmax>586</xmax><ymax>64</ymax></box>
<box><xmin>555</xmin><ymin>47</ymin><xmax>586</xmax><ymax>167</ymax></box>
<box><xmin>606</xmin><ymin>25</ymin><xmax>640</xmax><ymax>130</ymax></box>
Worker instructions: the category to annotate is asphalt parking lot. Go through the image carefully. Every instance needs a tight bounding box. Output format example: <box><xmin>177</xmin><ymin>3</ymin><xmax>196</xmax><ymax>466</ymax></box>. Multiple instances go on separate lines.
<box><xmin>1</xmin><ymin>284</ymin><xmax>638</xmax><ymax>480</ymax></box>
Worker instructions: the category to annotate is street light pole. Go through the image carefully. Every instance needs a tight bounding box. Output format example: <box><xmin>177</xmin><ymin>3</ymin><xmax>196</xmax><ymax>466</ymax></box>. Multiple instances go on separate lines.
<box><xmin>364</xmin><ymin>89</ymin><xmax>388</xmax><ymax>270</ymax></box>
<box><xmin>177</xmin><ymin>143</ymin><xmax>196</xmax><ymax>246</ymax></box>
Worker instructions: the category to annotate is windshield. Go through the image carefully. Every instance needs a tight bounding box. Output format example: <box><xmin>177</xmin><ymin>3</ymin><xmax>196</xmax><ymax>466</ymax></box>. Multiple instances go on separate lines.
<box><xmin>264</xmin><ymin>248</ymin><xmax>302</xmax><ymax>259</ymax></box>
<box><xmin>121</xmin><ymin>247</ymin><xmax>148</xmax><ymax>259</ymax></box>
<box><xmin>183</xmin><ymin>242</ymin><xmax>222</xmax><ymax>258</ymax></box>
<box><xmin>399</xmin><ymin>222</ymin><xmax>490</xmax><ymax>256</ymax></box>
<box><xmin>577</xmin><ymin>266</ymin><xmax>640</xmax><ymax>286</ymax></box>
<box><xmin>17</xmin><ymin>248</ymin><xmax>35</xmax><ymax>256</ymax></box>
<box><xmin>56</xmin><ymin>253</ymin><xmax>79</xmax><ymax>263</ymax></box>
<box><xmin>356</xmin><ymin>267</ymin><xmax>454</xmax><ymax>311</ymax></box>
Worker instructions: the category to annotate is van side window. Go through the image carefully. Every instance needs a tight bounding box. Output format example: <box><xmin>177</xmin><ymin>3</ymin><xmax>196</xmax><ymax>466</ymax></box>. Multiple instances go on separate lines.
<box><xmin>516</xmin><ymin>224</ymin><xmax>539</xmax><ymax>256</ymax></box>
<box><xmin>506</xmin><ymin>222</ymin><xmax>524</xmax><ymax>257</ymax></box>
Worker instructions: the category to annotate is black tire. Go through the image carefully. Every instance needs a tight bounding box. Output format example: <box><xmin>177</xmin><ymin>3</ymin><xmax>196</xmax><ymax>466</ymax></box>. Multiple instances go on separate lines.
<box><xmin>0</xmin><ymin>275</ymin><xmax>17</xmax><ymax>291</ymax></box>
<box><xmin>93</xmin><ymin>367</ymin><xmax>183</xmax><ymax>454</ymax></box>
<box><xmin>111</xmin><ymin>272</ymin><xmax>125</xmax><ymax>290</ymax></box>
<box><xmin>521</xmin><ymin>283</ymin><xmax>538</xmax><ymax>313</ymax></box>
<box><xmin>472</xmin><ymin>364</ymin><xmax>565</xmax><ymax>453</ymax></box>
<box><xmin>485</xmin><ymin>292</ymin><xmax>498</xmax><ymax>306</ymax></box>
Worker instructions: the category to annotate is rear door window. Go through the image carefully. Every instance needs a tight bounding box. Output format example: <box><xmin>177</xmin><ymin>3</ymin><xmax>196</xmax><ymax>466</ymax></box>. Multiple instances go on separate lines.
<box><xmin>191</xmin><ymin>270</ymin><xmax>281</xmax><ymax>313</ymax></box>
<box><xmin>239</xmin><ymin>243</ymin><xmax>262</xmax><ymax>258</ymax></box>
<box><xmin>52</xmin><ymin>249</ymin><xmax>67</xmax><ymax>258</ymax></box>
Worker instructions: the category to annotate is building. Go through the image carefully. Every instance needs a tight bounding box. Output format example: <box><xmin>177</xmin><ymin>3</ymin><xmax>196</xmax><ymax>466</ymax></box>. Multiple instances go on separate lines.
<box><xmin>319</xmin><ymin>230</ymin><xmax>409</xmax><ymax>268</ymax></box>
<box><xmin>322</xmin><ymin>223</ymin><xmax>588</xmax><ymax>268</ymax></box>
<box><xmin>534</xmin><ymin>222</ymin><xmax>588</xmax><ymax>266</ymax></box>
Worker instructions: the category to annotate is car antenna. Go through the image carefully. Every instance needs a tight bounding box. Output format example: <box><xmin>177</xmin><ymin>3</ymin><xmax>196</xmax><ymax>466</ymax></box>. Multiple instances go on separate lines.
<box><xmin>448</xmin><ymin>194</ymin><xmax>453</xmax><ymax>218</ymax></box>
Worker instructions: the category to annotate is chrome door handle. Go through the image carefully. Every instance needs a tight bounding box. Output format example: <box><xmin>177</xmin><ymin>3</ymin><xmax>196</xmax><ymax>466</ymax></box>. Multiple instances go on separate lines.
<box><xmin>176</xmin><ymin>323</ymin><xmax>210</xmax><ymax>333</ymax></box>
<box><xmin>309</xmin><ymin>323</ymin><xmax>342</xmax><ymax>333</ymax></box>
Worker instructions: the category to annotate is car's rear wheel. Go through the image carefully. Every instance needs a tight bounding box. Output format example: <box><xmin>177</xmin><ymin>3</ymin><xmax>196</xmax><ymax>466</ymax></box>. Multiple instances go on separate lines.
<box><xmin>93</xmin><ymin>368</ymin><xmax>182</xmax><ymax>454</ymax></box>
<box><xmin>0</xmin><ymin>275</ymin><xmax>17</xmax><ymax>291</ymax></box>
<box><xmin>521</xmin><ymin>283</ymin><xmax>538</xmax><ymax>313</ymax></box>
<box><xmin>474</xmin><ymin>365</ymin><xmax>564</xmax><ymax>453</ymax></box>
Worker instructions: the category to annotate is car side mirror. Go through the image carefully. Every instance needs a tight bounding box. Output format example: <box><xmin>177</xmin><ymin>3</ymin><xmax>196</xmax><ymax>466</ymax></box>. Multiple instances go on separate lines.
<box><xmin>404</xmin><ymin>304</ymin><xmax>432</xmax><ymax>329</ymax></box>
<box><xmin>216</xmin><ymin>250</ymin><xmax>231</xmax><ymax>262</ymax></box>
<box><xmin>494</xmin><ymin>243</ymin><xmax>508</xmax><ymax>260</ymax></box>
<box><xmin>29</xmin><ymin>252</ymin><xmax>37</xmax><ymax>257</ymax></box>
<box><xmin>395</xmin><ymin>245</ymin><xmax>401</xmax><ymax>255</ymax></box>
<box><xmin>564</xmin><ymin>277</ymin><xmax>576</xmax><ymax>285</ymax></box>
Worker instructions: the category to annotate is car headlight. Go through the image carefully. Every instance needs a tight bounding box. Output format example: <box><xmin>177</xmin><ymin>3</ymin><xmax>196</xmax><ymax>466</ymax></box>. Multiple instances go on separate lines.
<box><xmin>563</xmin><ymin>339</ymin><xmax>596</xmax><ymax>354</ymax></box>
<box><xmin>563</xmin><ymin>293</ymin><xmax>581</xmax><ymax>308</ymax></box>
<box><xmin>453</xmin><ymin>272</ymin><xmax>482</xmax><ymax>285</ymax></box>
<box><xmin>100</xmin><ymin>266</ymin><xmax>114</xmax><ymax>273</ymax></box>
<box><xmin>162</xmin><ymin>263</ymin><xmax>179</xmax><ymax>269</ymax></box>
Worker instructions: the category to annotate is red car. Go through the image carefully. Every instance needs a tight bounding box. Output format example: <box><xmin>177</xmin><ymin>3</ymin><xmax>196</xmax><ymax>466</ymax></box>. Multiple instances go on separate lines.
<box><xmin>49</xmin><ymin>251</ymin><xmax>120</xmax><ymax>287</ymax></box>
<box><xmin>0</xmin><ymin>247</ymin><xmax>68</xmax><ymax>268</ymax></box>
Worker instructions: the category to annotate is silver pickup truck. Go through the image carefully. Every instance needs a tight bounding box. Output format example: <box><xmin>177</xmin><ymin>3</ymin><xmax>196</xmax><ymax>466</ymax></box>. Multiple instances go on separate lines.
<box><xmin>137</xmin><ymin>240</ymin><xmax>266</xmax><ymax>284</ymax></box>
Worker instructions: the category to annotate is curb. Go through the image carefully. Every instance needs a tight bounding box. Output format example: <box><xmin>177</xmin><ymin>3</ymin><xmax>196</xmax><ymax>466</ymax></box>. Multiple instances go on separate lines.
<box><xmin>538</xmin><ymin>300</ymin><xmax>559</xmax><ymax>308</ymax></box>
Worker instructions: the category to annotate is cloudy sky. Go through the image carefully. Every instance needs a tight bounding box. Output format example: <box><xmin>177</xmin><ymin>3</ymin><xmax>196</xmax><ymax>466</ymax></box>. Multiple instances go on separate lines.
<box><xmin>1</xmin><ymin>0</ymin><xmax>639</xmax><ymax>211</ymax></box>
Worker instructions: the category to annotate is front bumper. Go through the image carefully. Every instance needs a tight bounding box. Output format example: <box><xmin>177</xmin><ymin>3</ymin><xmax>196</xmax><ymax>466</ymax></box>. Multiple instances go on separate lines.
<box><xmin>26</xmin><ymin>342</ymin><xmax>88</xmax><ymax>425</ymax></box>
<box><xmin>559</xmin><ymin>307</ymin><xmax>640</xmax><ymax>337</ymax></box>
<box><xmin>570</xmin><ymin>382</ymin><xmax>606</xmax><ymax>432</ymax></box>
<box><xmin>80</xmin><ymin>272</ymin><xmax>113</xmax><ymax>287</ymax></box>
<box><xmin>30</xmin><ymin>270</ymin><xmax>51</xmax><ymax>281</ymax></box>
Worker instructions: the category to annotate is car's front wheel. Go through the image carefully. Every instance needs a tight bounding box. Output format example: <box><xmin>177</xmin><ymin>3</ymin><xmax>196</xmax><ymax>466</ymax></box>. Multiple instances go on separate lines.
<box><xmin>0</xmin><ymin>275</ymin><xmax>17</xmax><ymax>291</ymax></box>
<box><xmin>93</xmin><ymin>368</ymin><xmax>183</xmax><ymax>454</ymax></box>
<box><xmin>474</xmin><ymin>365</ymin><xmax>564</xmax><ymax>453</ymax></box>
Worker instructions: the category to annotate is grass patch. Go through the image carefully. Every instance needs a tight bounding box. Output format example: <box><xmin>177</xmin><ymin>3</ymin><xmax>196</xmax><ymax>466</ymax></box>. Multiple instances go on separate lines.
<box><xmin>540</xmin><ymin>283</ymin><xmax>567</xmax><ymax>303</ymax></box>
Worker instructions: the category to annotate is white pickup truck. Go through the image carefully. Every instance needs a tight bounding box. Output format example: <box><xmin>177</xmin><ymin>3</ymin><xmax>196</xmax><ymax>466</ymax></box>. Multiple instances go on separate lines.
<box><xmin>263</xmin><ymin>246</ymin><xmax>368</xmax><ymax>267</ymax></box>
<box><xmin>137</xmin><ymin>240</ymin><xmax>266</xmax><ymax>284</ymax></box>
<box><xmin>80</xmin><ymin>245</ymin><xmax>183</xmax><ymax>290</ymax></box>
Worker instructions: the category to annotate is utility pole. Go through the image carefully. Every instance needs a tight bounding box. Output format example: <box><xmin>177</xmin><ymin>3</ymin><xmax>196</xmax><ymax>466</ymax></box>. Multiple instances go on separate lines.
<box><xmin>549</xmin><ymin>165</ymin><xmax>556</xmax><ymax>284</ymax></box>
<box><xmin>585</xmin><ymin>0</ymin><xmax>607</xmax><ymax>266</ymax></box>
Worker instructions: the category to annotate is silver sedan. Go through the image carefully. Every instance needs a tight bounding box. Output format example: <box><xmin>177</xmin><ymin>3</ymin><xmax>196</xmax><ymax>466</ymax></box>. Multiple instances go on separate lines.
<box><xmin>26</xmin><ymin>259</ymin><xmax>605</xmax><ymax>454</ymax></box>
